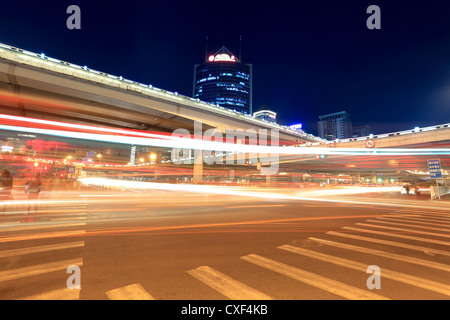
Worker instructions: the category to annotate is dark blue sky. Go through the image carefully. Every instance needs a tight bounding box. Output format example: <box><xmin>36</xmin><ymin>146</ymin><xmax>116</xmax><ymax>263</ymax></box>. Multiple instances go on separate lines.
<box><xmin>1</xmin><ymin>0</ymin><xmax>450</xmax><ymax>135</ymax></box>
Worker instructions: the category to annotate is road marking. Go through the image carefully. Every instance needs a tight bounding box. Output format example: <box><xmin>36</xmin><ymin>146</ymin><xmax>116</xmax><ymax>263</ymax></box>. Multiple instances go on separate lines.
<box><xmin>326</xmin><ymin>231</ymin><xmax>450</xmax><ymax>257</ymax></box>
<box><xmin>50</xmin><ymin>213</ymin><xmax>87</xmax><ymax>221</ymax></box>
<box><xmin>0</xmin><ymin>207</ymin><xmax>89</xmax><ymax>216</ymax></box>
<box><xmin>0</xmin><ymin>258</ymin><xmax>83</xmax><ymax>283</ymax></box>
<box><xmin>343</xmin><ymin>226</ymin><xmax>450</xmax><ymax>247</ymax></box>
<box><xmin>240</xmin><ymin>254</ymin><xmax>388</xmax><ymax>300</ymax></box>
<box><xmin>355</xmin><ymin>223</ymin><xmax>450</xmax><ymax>239</ymax></box>
<box><xmin>378</xmin><ymin>216</ymin><xmax>450</xmax><ymax>228</ymax></box>
<box><xmin>370</xmin><ymin>219</ymin><xmax>450</xmax><ymax>232</ymax></box>
<box><xmin>279</xmin><ymin>244</ymin><xmax>450</xmax><ymax>297</ymax></box>
<box><xmin>225</xmin><ymin>205</ymin><xmax>288</xmax><ymax>209</ymax></box>
<box><xmin>187</xmin><ymin>266</ymin><xmax>273</xmax><ymax>300</ymax></box>
<box><xmin>50</xmin><ymin>217</ymin><xmax>87</xmax><ymax>221</ymax></box>
<box><xmin>309</xmin><ymin>237</ymin><xmax>450</xmax><ymax>272</ymax></box>
<box><xmin>0</xmin><ymin>241</ymin><xmax>85</xmax><ymax>259</ymax></box>
<box><xmin>0</xmin><ymin>222</ymin><xmax>86</xmax><ymax>233</ymax></box>
<box><xmin>394</xmin><ymin>209</ymin><xmax>450</xmax><ymax>218</ymax></box>
<box><xmin>105</xmin><ymin>283</ymin><xmax>155</xmax><ymax>300</ymax></box>
<box><xmin>0</xmin><ymin>230</ymin><xmax>86</xmax><ymax>243</ymax></box>
<box><xmin>394</xmin><ymin>210</ymin><xmax>450</xmax><ymax>218</ymax></box>
<box><xmin>384</xmin><ymin>214</ymin><xmax>450</xmax><ymax>225</ymax></box>
<box><xmin>19</xmin><ymin>287</ymin><xmax>80</xmax><ymax>300</ymax></box>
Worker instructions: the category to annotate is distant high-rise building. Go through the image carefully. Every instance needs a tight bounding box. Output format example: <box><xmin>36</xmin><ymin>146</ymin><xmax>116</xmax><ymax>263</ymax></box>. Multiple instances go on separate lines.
<box><xmin>317</xmin><ymin>111</ymin><xmax>352</xmax><ymax>140</ymax></box>
<box><xmin>253</xmin><ymin>105</ymin><xmax>277</xmax><ymax>123</ymax></box>
<box><xmin>193</xmin><ymin>46</ymin><xmax>252</xmax><ymax>115</ymax></box>
<box><xmin>352</xmin><ymin>125</ymin><xmax>371</xmax><ymax>137</ymax></box>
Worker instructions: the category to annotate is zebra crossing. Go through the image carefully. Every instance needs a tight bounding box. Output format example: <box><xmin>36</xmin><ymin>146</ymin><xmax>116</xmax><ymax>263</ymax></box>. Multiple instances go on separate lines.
<box><xmin>2</xmin><ymin>206</ymin><xmax>450</xmax><ymax>300</ymax></box>
<box><xmin>107</xmin><ymin>208</ymin><xmax>450</xmax><ymax>300</ymax></box>
<box><xmin>0</xmin><ymin>203</ymin><xmax>87</xmax><ymax>300</ymax></box>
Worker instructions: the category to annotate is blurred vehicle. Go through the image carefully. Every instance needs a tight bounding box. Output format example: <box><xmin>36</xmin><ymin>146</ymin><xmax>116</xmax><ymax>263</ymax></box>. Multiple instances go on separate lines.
<box><xmin>401</xmin><ymin>184</ymin><xmax>420</xmax><ymax>196</ymax></box>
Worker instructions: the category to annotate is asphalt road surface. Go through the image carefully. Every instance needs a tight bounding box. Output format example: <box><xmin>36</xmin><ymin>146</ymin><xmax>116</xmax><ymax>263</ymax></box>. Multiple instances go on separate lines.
<box><xmin>1</xmin><ymin>187</ymin><xmax>450</xmax><ymax>301</ymax></box>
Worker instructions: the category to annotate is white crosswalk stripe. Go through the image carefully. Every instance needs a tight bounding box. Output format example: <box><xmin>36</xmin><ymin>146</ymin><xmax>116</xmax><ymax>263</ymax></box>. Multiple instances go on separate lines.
<box><xmin>0</xmin><ymin>222</ymin><xmax>86</xmax><ymax>233</ymax></box>
<box><xmin>19</xmin><ymin>288</ymin><xmax>81</xmax><ymax>300</ymax></box>
<box><xmin>0</xmin><ymin>241</ymin><xmax>84</xmax><ymax>259</ymax></box>
<box><xmin>381</xmin><ymin>215</ymin><xmax>450</xmax><ymax>226</ymax></box>
<box><xmin>187</xmin><ymin>265</ymin><xmax>273</xmax><ymax>300</ymax></box>
<box><xmin>0</xmin><ymin>258</ymin><xmax>83</xmax><ymax>282</ymax></box>
<box><xmin>343</xmin><ymin>226</ymin><xmax>450</xmax><ymax>246</ymax></box>
<box><xmin>241</xmin><ymin>253</ymin><xmax>389</xmax><ymax>300</ymax></box>
<box><xmin>0</xmin><ymin>204</ymin><xmax>87</xmax><ymax>300</ymax></box>
<box><xmin>308</xmin><ymin>237</ymin><xmax>450</xmax><ymax>272</ymax></box>
<box><xmin>366</xmin><ymin>219</ymin><xmax>450</xmax><ymax>233</ymax></box>
<box><xmin>355</xmin><ymin>222</ymin><xmax>450</xmax><ymax>239</ymax></box>
<box><xmin>279</xmin><ymin>244</ymin><xmax>450</xmax><ymax>297</ymax></box>
<box><xmin>106</xmin><ymin>283</ymin><xmax>156</xmax><ymax>300</ymax></box>
<box><xmin>392</xmin><ymin>210</ymin><xmax>450</xmax><ymax>220</ymax></box>
<box><xmin>326</xmin><ymin>231</ymin><xmax>450</xmax><ymax>257</ymax></box>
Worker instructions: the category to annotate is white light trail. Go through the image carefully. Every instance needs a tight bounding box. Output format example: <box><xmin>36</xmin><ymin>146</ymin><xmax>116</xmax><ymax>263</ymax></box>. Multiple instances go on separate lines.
<box><xmin>0</xmin><ymin>122</ymin><xmax>448</xmax><ymax>157</ymax></box>
<box><xmin>78</xmin><ymin>178</ymin><xmax>450</xmax><ymax>211</ymax></box>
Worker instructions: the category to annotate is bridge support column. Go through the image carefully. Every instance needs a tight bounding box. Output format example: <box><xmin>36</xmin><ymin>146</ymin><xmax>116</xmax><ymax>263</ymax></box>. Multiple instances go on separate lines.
<box><xmin>193</xmin><ymin>150</ymin><xmax>203</xmax><ymax>183</ymax></box>
<box><xmin>371</xmin><ymin>175</ymin><xmax>378</xmax><ymax>184</ymax></box>
<box><xmin>266</xmin><ymin>175</ymin><xmax>271</xmax><ymax>187</ymax></box>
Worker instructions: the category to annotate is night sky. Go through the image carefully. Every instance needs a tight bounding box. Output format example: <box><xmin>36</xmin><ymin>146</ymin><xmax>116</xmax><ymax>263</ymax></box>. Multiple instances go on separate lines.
<box><xmin>1</xmin><ymin>0</ymin><xmax>450</xmax><ymax>135</ymax></box>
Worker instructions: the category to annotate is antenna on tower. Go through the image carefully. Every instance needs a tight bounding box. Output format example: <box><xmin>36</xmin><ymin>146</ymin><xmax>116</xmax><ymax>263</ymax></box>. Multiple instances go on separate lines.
<box><xmin>239</xmin><ymin>35</ymin><xmax>242</xmax><ymax>61</ymax></box>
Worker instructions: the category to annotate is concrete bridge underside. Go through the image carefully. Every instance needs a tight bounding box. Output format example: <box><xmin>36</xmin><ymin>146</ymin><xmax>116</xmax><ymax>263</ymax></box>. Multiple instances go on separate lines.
<box><xmin>0</xmin><ymin>54</ymin><xmax>313</xmax><ymax>143</ymax></box>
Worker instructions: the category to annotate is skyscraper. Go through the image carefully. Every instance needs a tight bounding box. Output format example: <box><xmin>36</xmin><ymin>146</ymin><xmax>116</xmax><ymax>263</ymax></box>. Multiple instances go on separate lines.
<box><xmin>317</xmin><ymin>111</ymin><xmax>352</xmax><ymax>140</ymax></box>
<box><xmin>193</xmin><ymin>46</ymin><xmax>252</xmax><ymax>115</ymax></box>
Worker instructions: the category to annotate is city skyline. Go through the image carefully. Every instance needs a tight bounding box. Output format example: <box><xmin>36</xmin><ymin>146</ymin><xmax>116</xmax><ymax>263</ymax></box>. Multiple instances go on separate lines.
<box><xmin>0</xmin><ymin>1</ymin><xmax>450</xmax><ymax>305</ymax></box>
<box><xmin>0</xmin><ymin>1</ymin><xmax>449</xmax><ymax>136</ymax></box>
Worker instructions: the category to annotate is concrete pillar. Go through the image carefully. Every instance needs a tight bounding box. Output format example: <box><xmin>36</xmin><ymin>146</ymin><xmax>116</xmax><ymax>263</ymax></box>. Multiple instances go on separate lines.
<box><xmin>193</xmin><ymin>150</ymin><xmax>203</xmax><ymax>183</ymax></box>
<box><xmin>266</xmin><ymin>174</ymin><xmax>271</xmax><ymax>187</ymax></box>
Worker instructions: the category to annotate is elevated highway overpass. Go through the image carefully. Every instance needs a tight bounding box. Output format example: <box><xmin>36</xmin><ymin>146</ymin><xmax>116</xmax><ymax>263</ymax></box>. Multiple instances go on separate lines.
<box><xmin>324</xmin><ymin>123</ymin><xmax>450</xmax><ymax>149</ymax></box>
<box><xmin>0</xmin><ymin>42</ymin><xmax>322</xmax><ymax>144</ymax></box>
<box><xmin>0</xmin><ymin>42</ymin><xmax>447</xmax><ymax>185</ymax></box>
<box><xmin>282</xmin><ymin>123</ymin><xmax>450</xmax><ymax>186</ymax></box>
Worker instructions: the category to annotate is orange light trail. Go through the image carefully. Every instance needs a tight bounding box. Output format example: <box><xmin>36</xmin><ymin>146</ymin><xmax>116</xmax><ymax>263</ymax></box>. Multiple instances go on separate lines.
<box><xmin>83</xmin><ymin>214</ymin><xmax>386</xmax><ymax>237</ymax></box>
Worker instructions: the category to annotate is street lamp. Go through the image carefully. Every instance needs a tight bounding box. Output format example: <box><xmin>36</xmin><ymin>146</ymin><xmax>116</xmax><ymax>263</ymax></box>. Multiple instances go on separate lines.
<box><xmin>96</xmin><ymin>153</ymin><xmax>103</xmax><ymax>166</ymax></box>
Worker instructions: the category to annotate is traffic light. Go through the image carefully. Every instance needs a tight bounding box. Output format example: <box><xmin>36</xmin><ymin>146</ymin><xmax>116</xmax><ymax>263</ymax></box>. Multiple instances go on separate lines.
<box><xmin>316</xmin><ymin>154</ymin><xmax>326</xmax><ymax>159</ymax></box>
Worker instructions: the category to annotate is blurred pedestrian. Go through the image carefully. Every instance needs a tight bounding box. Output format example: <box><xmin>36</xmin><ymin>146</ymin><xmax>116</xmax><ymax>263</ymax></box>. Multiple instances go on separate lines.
<box><xmin>0</xmin><ymin>169</ymin><xmax>13</xmax><ymax>212</ymax></box>
<box><xmin>25</xmin><ymin>174</ymin><xmax>42</xmax><ymax>213</ymax></box>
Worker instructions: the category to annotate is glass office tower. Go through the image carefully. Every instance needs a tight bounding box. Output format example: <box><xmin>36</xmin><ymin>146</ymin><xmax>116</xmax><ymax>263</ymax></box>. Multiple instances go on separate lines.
<box><xmin>317</xmin><ymin>111</ymin><xmax>353</xmax><ymax>140</ymax></box>
<box><xmin>193</xmin><ymin>46</ymin><xmax>252</xmax><ymax>115</ymax></box>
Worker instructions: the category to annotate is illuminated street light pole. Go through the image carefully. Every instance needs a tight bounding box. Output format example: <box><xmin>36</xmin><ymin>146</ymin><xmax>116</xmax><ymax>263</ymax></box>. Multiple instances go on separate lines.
<box><xmin>96</xmin><ymin>153</ymin><xmax>102</xmax><ymax>166</ymax></box>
